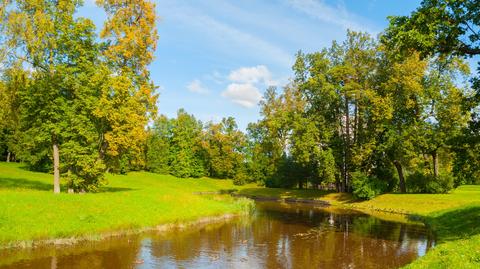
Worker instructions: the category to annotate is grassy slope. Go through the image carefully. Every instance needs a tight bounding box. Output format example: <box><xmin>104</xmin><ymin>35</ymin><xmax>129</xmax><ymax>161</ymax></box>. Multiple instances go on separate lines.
<box><xmin>239</xmin><ymin>185</ymin><xmax>480</xmax><ymax>268</ymax></box>
<box><xmin>0</xmin><ymin>162</ymin><xmax>254</xmax><ymax>246</ymax></box>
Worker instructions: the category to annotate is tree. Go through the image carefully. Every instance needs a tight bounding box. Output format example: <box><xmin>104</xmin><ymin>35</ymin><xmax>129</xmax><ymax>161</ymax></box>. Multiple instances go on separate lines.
<box><xmin>291</xmin><ymin>31</ymin><xmax>381</xmax><ymax>192</ymax></box>
<box><xmin>416</xmin><ymin>58</ymin><xmax>470</xmax><ymax>178</ymax></box>
<box><xmin>383</xmin><ymin>0</ymin><xmax>480</xmax><ymax>58</ymax></box>
<box><xmin>0</xmin><ymin>65</ymin><xmax>24</xmax><ymax>162</ymax></box>
<box><xmin>384</xmin><ymin>1</ymin><xmax>478</xmax><ymax>190</ymax></box>
<box><xmin>146</xmin><ymin>115</ymin><xmax>172</xmax><ymax>174</ymax></box>
<box><xmin>2</xmin><ymin>0</ymin><xmax>105</xmax><ymax>193</ymax></box>
<box><xmin>203</xmin><ymin>117</ymin><xmax>247</xmax><ymax>179</ymax></box>
<box><xmin>379</xmin><ymin>52</ymin><xmax>428</xmax><ymax>193</ymax></box>
<box><xmin>95</xmin><ymin>0</ymin><xmax>159</xmax><ymax>172</ymax></box>
<box><xmin>169</xmin><ymin>109</ymin><xmax>205</xmax><ymax>178</ymax></box>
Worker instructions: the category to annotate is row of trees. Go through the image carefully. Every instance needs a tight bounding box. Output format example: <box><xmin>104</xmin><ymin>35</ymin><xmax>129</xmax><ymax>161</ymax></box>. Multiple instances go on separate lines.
<box><xmin>248</xmin><ymin>31</ymin><xmax>470</xmax><ymax>195</ymax></box>
<box><xmin>246</xmin><ymin>0</ymin><xmax>480</xmax><ymax>196</ymax></box>
<box><xmin>145</xmin><ymin>110</ymin><xmax>248</xmax><ymax>183</ymax></box>
<box><xmin>0</xmin><ymin>0</ymin><xmax>158</xmax><ymax>192</ymax></box>
<box><xmin>1</xmin><ymin>0</ymin><xmax>479</xmax><ymax>197</ymax></box>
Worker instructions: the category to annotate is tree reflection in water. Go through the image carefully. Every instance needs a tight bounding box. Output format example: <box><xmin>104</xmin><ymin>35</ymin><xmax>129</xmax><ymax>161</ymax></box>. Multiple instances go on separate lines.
<box><xmin>0</xmin><ymin>201</ymin><xmax>434</xmax><ymax>269</ymax></box>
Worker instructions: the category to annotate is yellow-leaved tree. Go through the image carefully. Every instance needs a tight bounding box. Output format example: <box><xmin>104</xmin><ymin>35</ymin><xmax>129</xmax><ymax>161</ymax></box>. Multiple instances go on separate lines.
<box><xmin>95</xmin><ymin>0</ymin><xmax>159</xmax><ymax>172</ymax></box>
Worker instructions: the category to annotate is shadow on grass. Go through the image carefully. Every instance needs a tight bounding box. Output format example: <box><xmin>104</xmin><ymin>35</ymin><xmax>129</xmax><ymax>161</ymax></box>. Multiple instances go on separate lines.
<box><xmin>410</xmin><ymin>205</ymin><xmax>480</xmax><ymax>242</ymax></box>
<box><xmin>99</xmin><ymin>186</ymin><xmax>135</xmax><ymax>193</ymax></box>
<box><xmin>0</xmin><ymin>176</ymin><xmax>134</xmax><ymax>193</ymax></box>
<box><xmin>0</xmin><ymin>177</ymin><xmax>52</xmax><ymax>191</ymax></box>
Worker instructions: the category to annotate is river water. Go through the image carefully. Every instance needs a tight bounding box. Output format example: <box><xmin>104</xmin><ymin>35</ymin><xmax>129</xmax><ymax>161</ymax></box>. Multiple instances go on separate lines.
<box><xmin>0</xmin><ymin>201</ymin><xmax>435</xmax><ymax>269</ymax></box>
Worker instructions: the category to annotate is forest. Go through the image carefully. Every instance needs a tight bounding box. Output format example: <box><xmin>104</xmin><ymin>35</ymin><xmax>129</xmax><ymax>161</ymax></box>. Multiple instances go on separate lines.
<box><xmin>1</xmin><ymin>0</ymin><xmax>479</xmax><ymax>201</ymax></box>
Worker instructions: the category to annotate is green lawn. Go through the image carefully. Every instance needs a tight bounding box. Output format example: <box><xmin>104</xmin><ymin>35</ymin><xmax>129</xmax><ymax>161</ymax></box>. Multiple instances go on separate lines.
<box><xmin>0</xmin><ymin>162</ymin><xmax>254</xmax><ymax>247</ymax></box>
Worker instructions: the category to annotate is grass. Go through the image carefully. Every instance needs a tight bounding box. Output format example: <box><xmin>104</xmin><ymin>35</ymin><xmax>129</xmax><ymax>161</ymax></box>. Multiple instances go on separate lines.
<box><xmin>238</xmin><ymin>185</ymin><xmax>480</xmax><ymax>268</ymax></box>
<box><xmin>0</xmin><ymin>162</ymin><xmax>255</xmax><ymax>247</ymax></box>
<box><xmin>237</xmin><ymin>187</ymin><xmax>332</xmax><ymax>199</ymax></box>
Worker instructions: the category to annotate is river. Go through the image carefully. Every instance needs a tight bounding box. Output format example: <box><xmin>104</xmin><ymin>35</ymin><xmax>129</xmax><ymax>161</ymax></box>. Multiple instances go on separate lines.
<box><xmin>0</xmin><ymin>201</ymin><xmax>435</xmax><ymax>269</ymax></box>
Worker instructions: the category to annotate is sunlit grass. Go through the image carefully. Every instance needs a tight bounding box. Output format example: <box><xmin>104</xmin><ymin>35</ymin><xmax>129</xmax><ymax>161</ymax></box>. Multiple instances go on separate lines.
<box><xmin>0</xmin><ymin>162</ymin><xmax>255</xmax><ymax>246</ymax></box>
<box><xmin>237</xmin><ymin>187</ymin><xmax>332</xmax><ymax>199</ymax></box>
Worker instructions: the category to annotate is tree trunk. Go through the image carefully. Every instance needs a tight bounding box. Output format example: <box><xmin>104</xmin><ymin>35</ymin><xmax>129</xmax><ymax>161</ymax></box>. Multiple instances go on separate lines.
<box><xmin>53</xmin><ymin>139</ymin><xmax>60</xmax><ymax>194</ymax></box>
<box><xmin>393</xmin><ymin>160</ymin><xmax>406</xmax><ymax>193</ymax></box>
<box><xmin>344</xmin><ymin>93</ymin><xmax>350</xmax><ymax>192</ymax></box>
<box><xmin>6</xmin><ymin>151</ymin><xmax>10</xmax><ymax>163</ymax></box>
<box><xmin>432</xmin><ymin>151</ymin><xmax>438</xmax><ymax>178</ymax></box>
<box><xmin>353</xmin><ymin>99</ymin><xmax>358</xmax><ymax>145</ymax></box>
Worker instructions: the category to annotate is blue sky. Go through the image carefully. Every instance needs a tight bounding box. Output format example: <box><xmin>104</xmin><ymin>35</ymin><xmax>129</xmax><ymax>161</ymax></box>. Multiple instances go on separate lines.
<box><xmin>79</xmin><ymin>0</ymin><xmax>423</xmax><ymax>130</ymax></box>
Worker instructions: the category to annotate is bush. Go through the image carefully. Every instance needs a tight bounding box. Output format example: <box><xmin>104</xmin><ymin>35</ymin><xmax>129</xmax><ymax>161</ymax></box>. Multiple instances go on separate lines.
<box><xmin>233</xmin><ymin>170</ymin><xmax>248</xmax><ymax>186</ymax></box>
<box><xmin>406</xmin><ymin>171</ymin><xmax>454</xmax><ymax>193</ymax></box>
<box><xmin>351</xmin><ymin>171</ymin><xmax>388</xmax><ymax>200</ymax></box>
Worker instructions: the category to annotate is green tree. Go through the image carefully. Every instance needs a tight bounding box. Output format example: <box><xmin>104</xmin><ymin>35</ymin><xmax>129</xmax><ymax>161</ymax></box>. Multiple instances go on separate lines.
<box><xmin>380</xmin><ymin>52</ymin><xmax>428</xmax><ymax>193</ymax></box>
<box><xmin>203</xmin><ymin>117</ymin><xmax>246</xmax><ymax>179</ymax></box>
<box><xmin>169</xmin><ymin>109</ymin><xmax>205</xmax><ymax>178</ymax></box>
<box><xmin>146</xmin><ymin>115</ymin><xmax>172</xmax><ymax>174</ymax></box>
<box><xmin>0</xmin><ymin>65</ymin><xmax>25</xmax><ymax>162</ymax></box>
<box><xmin>2</xmin><ymin>0</ymin><xmax>105</xmax><ymax>193</ymax></box>
<box><xmin>384</xmin><ymin>0</ymin><xmax>480</xmax><ymax>186</ymax></box>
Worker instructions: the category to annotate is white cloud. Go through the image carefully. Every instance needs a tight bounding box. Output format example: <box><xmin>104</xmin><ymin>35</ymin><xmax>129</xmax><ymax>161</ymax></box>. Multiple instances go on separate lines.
<box><xmin>221</xmin><ymin>83</ymin><xmax>262</xmax><ymax>108</ymax></box>
<box><xmin>187</xmin><ymin>79</ymin><xmax>209</xmax><ymax>94</ymax></box>
<box><xmin>228</xmin><ymin>65</ymin><xmax>276</xmax><ymax>85</ymax></box>
<box><xmin>221</xmin><ymin>65</ymin><xmax>279</xmax><ymax>108</ymax></box>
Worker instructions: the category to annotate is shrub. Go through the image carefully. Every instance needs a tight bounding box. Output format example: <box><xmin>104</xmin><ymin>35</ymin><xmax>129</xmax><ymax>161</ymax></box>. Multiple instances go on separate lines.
<box><xmin>233</xmin><ymin>171</ymin><xmax>248</xmax><ymax>186</ymax></box>
<box><xmin>351</xmin><ymin>171</ymin><xmax>388</xmax><ymax>200</ymax></box>
<box><xmin>427</xmin><ymin>173</ymin><xmax>454</xmax><ymax>193</ymax></box>
<box><xmin>406</xmin><ymin>171</ymin><xmax>454</xmax><ymax>193</ymax></box>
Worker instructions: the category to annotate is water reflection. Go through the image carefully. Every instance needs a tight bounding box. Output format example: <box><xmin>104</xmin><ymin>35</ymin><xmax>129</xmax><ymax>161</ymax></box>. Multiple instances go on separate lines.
<box><xmin>0</xmin><ymin>201</ymin><xmax>435</xmax><ymax>269</ymax></box>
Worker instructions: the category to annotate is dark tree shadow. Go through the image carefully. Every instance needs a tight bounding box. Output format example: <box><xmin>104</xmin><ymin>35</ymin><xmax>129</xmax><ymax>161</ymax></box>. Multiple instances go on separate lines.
<box><xmin>409</xmin><ymin>205</ymin><xmax>480</xmax><ymax>242</ymax></box>
<box><xmin>0</xmin><ymin>177</ymin><xmax>134</xmax><ymax>193</ymax></box>
<box><xmin>0</xmin><ymin>177</ymin><xmax>52</xmax><ymax>191</ymax></box>
<box><xmin>98</xmin><ymin>186</ymin><xmax>135</xmax><ymax>193</ymax></box>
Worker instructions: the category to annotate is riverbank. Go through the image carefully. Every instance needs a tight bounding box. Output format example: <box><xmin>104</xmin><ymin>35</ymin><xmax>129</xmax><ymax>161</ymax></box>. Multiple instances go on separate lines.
<box><xmin>238</xmin><ymin>186</ymin><xmax>480</xmax><ymax>268</ymax></box>
<box><xmin>0</xmin><ymin>162</ymin><xmax>254</xmax><ymax>248</ymax></box>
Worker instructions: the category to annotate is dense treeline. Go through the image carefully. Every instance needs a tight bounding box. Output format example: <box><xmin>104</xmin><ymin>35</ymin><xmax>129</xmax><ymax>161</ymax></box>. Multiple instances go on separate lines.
<box><xmin>145</xmin><ymin>110</ymin><xmax>249</xmax><ymax>184</ymax></box>
<box><xmin>1</xmin><ymin>0</ymin><xmax>479</xmax><ymax>198</ymax></box>
<box><xmin>245</xmin><ymin>0</ymin><xmax>480</xmax><ymax>197</ymax></box>
<box><xmin>248</xmin><ymin>32</ymin><xmax>470</xmax><ymax>197</ymax></box>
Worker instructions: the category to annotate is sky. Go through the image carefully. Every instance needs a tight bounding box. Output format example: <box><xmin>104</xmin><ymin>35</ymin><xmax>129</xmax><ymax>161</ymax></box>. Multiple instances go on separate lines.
<box><xmin>79</xmin><ymin>0</ymin><xmax>424</xmax><ymax>130</ymax></box>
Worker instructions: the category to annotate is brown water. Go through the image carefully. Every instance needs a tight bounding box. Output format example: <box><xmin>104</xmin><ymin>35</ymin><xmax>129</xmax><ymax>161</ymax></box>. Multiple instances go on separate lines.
<box><xmin>0</xmin><ymin>201</ymin><xmax>435</xmax><ymax>269</ymax></box>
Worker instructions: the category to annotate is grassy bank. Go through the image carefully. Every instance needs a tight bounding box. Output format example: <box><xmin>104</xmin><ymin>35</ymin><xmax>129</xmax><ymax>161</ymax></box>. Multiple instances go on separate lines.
<box><xmin>238</xmin><ymin>187</ymin><xmax>356</xmax><ymax>206</ymax></box>
<box><xmin>0</xmin><ymin>162</ymin><xmax>254</xmax><ymax>247</ymax></box>
<box><xmin>238</xmin><ymin>185</ymin><xmax>480</xmax><ymax>268</ymax></box>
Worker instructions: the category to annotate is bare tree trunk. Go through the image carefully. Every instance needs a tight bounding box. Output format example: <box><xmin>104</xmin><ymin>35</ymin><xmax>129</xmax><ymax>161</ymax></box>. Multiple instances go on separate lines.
<box><xmin>393</xmin><ymin>160</ymin><xmax>406</xmax><ymax>193</ymax></box>
<box><xmin>6</xmin><ymin>151</ymin><xmax>10</xmax><ymax>163</ymax></box>
<box><xmin>353</xmin><ymin>100</ymin><xmax>358</xmax><ymax>145</ymax></box>
<box><xmin>432</xmin><ymin>151</ymin><xmax>439</xmax><ymax>178</ymax></box>
<box><xmin>344</xmin><ymin>93</ymin><xmax>350</xmax><ymax>192</ymax></box>
<box><xmin>53</xmin><ymin>138</ymin><xmax>60</xmax><ymax>194</ymax></box>
<box><xmin>336</xmin><ymin>176</ymin><xmax>341</xmax><ymax>192</ymax></box>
